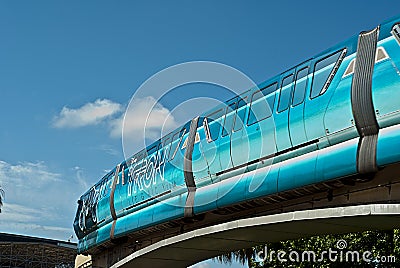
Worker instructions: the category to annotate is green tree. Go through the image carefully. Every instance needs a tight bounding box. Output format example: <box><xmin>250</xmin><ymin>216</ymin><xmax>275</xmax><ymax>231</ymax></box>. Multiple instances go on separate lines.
<box><xmin>215</xmin><ymin>229</ymin><xmax>399</xmax><ymax>267</ymax></box>
<box><xmin>215</xmin><ymin>248</ymin><xmax>257</xmax><ymax>268</ymax></box>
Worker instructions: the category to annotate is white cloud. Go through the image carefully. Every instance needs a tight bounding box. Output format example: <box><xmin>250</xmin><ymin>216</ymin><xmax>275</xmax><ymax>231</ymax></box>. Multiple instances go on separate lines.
<box><xmin>0</xmin><ymin>203</ymin><xmax>42</xmax><ymax>222</ymax></box>
<box><xmin>110</xmin><ymin>96</ymin><xmax>178</xmax><ymax>139</ymax></box>
<box><xmin>0</xmin><ymin>160</ymin><xmax>87</xmax><ymax>242</ymax></box>
<box><xmin>109</xmin><ymin>96</ymin><xmax>178</xmax><ymax>153</ymax></box>
<box><xmin>73</xmin><ymin>166</ymin><xmax>94</xmax><ymax>191</ymax></box>
<box><xmin>0</xmin><ymin>220</ymin><xmax>73</xmax><ymax>241</ymax></box>
<box><xmin>95</xmin><ymin>144</ymin><xmax>121</xmax><ymax>157</ymax></box>
<box><xmin>0</xmin><ymin>160</ymin><xmax>61</xmax><ymax>187</ymax></box>
<box><xmin>52</xmin><ymin>96</ymin><xmax>179</xmax><ymax>155</ymax></box>
<box><xmin>52</xmin><ymin>97</ymin><xmax>178</xmax><ymax>146</ymax></box>
<box><xmin>52</xmin><ymin>98</ymin><xmax>122</xmax><ymax>128</ymax></box>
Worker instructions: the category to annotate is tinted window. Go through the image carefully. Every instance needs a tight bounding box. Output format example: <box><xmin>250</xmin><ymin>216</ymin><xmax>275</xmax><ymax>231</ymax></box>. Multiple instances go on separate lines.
<box><xmin>343</xmin><ymin>59</ymin><xmax>355</xmax><ymax>77</ymax></box>
<box><xmin>168</xmin><ymin>129</ymin><xmax>186</xmax><ymax>160</ymax></box>
<box><xmin>206</xmin><ymin>109</ymin><xmax>224</xmax><ymax>141</ymax></box>
<box><xmin>120</xmin><ymin>162</ymin><xmax>128</xmax><ymax>185</ymax></box>
<box><xmin>247</xmin><ymin>83</ymin><xmax>277</xmax><ymax>126</ymax></box>
<box><xmin>310</xmin><ymin>50</ymin><xmax>343</xmax><ymax>99</ymax></box>
<box><xmin>147</xmin><ymin>144</ymin><xmax>158</xmax><ymax>156</ymax></box>
<box><xmin>233</xmin><ymin>97</ymin><xmax>247</xmax><ymax>132</ymax></box>
<box><xmin>222</xmin><ymin>102</ymin><xmax>237</xmax><ymax>137</ymax></box>
<box><xmin>161</xmin><ymin>136</ymin><xmax>170</xmax><ymax>150</ymax></box>
<box><xmin>277</xmin><ymin>74</ymin><xmax>294</xmax><ymax>113</ymax></box>
<box><xmin>292</xmin><ymin>67</ymin><xmax>309</xmax><ymax>106</ymax></box>
<box><xmin>158</xmin><ymin>136</ymin><xmax>170</xmax><ymax>163</ymax></box>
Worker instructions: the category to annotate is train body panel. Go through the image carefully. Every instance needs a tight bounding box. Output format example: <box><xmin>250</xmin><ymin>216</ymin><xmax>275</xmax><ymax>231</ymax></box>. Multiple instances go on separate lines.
<box><xmin>244</xmin><ymin>162</ymin><xmax>279</xmax><ymax>201</ymax></box>
<box><xmin>324</xmin><ymin>59</ymin><xmax>357</xmax><ymax>146</ymax></box>
<box><xmin>288</xmin><ymin>63</ymin><xmax>310</xmax><ymax>147</ymax></box>
<box><xmin>74</xmin><ymin>15</ymin><xmax>400</xmax><ymax>254</ymax></box>
<box><xmin>192</xmin><ymin>181</ymin><xmax>219</xmax><ymax>215</ymax></box>
<box><xmin>373</xmin><ymin>39</ymin><xmax>400</xmax><ymax>128</ymax></box>
<box><xmin>275</xmin><ymin>70</ymin><xmax>293</xmax><ymax>152</ymax></box>
<box><xmin>230</xmin><ymin>94</ymin><xmax>251</xmax><ymax>167</ymax></box>
<box><xmin>245</xmin><ymin>86</ymin><xmax>277</xmax><ymax>163</ymax></box>
<box><xmin>377</xmin><ymin>124</ymin><xmax>400</xmax><ymax>166</ymax></box>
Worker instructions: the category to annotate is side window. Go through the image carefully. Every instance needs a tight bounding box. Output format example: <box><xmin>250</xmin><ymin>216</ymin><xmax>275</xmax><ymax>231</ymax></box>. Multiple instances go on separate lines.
<box><xmin>247</xmin><ymin>83</ymin><xmax>277</xmax><ymax>126</ymax></box>
<box><xmin>161</xmin><ymin>136</ymin><xmax>170</xmax><ymax>160</ymax></box>
<box><xmin>147</xmin><ymin>144</ymin><xmax>158</xmax><ymax>156</ymax></box>
<box><xmin>222</xmin><ymin>102</ymin><xmax>237</xmax><ymax>137</ymax></box>
<box><xmin>158</xmin><ymin>138</ymin><xmax>170</xmax><ymax>162</ymax></box>
<box><xmin>343</xmin><ymin>47</ymin><xmax>389</xmax><ymax>78</ymax></box>
<box><xmin>375</xmin><ymin>47</ymin><xmax>389</xmax><ymax>62</ymax></box>
<box><xmin>343</xmin><ymin>59</ymin><xmax>355</xmax><ymax>77</ymax></box>
<box><xmin>120</xmin><ymin>162</ymin><xmax>127</xmax><ymax>185</ymax></box>
<box><xmin>277</xmin><ymin>74</ymin><xmax>294</xmax><ymax>113</ymax></box>
<box><xmin>233</xmin><ymin>97</ymin><xmax>248</xmax><ymax>132</ymax></box>
<box><xmin>310</xmin><ymin>49</ymin><xmax>345</xmax><ymax>99</ymax></box>
<box><xmin>168</xmin><ymin>128</ymin><xmax>186</xmax><ymax>160</ymax></box>
<box><xmin>204</xmin><ymin>109</ymin><xmax>224</xmax><ymax>142</ymax></box>
<box><xmin>100</xmin><ymin>171</ymin><xmax>113</xmax><ymax>197</ymax></box>
<box><xmin>292</xmin><ymin>67</ymin><xmax>309</xmax><ymax>106</ymax></box>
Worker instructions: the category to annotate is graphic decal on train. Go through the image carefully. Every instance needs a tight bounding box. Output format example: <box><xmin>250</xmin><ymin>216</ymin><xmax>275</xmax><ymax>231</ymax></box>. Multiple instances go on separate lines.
<box><xmin>78</xmin><ymin>184</ymin><xmax>101</xmax><ymax>232</ymax></box>
<box><xmin>127</xmin><ymin>148</ymin><xmax>168</xmax><ymax>195</ymax></box>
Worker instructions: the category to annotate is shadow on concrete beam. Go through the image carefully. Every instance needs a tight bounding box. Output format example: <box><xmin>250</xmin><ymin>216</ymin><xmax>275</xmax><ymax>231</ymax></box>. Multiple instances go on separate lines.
<box><xmin>110</xmin><ymin>204</ymin><xmax>400</xmax><ymax>268</ymax></box>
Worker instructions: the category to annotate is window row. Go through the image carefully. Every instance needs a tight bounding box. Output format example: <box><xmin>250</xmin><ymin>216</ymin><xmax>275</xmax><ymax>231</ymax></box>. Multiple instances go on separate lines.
<box><xmin>204</xmin><ymin>48</ymin><xmax>346</xmax><ymax>140</ymax></box>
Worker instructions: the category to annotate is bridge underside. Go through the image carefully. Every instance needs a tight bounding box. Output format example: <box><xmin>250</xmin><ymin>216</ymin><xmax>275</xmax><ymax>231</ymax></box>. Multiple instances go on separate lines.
<box><xmin>110</xmin><ymin>203</ymin><xmax>400</xmax><ymax>268</ymax></box>
<box><xmin>88</xmin><ymin>163</ymin><xmax>400</xmax><ymax>268</ymax></box>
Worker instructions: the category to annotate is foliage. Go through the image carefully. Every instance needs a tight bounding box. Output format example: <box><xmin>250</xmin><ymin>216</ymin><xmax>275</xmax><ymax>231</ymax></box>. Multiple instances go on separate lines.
<box><xmin>215</xmin><ymin>229</ymin><xmax>399</xmax><ymax>268</ymax></box>
<box><xmin>215</xmin><ymin>248</ymin><xmax>257</xmax><ymax>267</ymax></box>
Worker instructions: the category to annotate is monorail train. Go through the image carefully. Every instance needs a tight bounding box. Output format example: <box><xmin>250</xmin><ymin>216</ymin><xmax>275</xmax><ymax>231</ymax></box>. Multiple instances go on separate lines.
<box><xmin>74</xmin><ymin>15</ymin><xmax>400</xmax><ymax>253</ymax></box>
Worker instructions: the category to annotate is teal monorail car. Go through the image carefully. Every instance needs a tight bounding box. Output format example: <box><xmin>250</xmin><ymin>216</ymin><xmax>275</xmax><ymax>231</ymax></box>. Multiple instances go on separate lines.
<box><xmin>74</xmin><ymin>15</ymin><xmax>400</xmax><ymax>253</ymax></box>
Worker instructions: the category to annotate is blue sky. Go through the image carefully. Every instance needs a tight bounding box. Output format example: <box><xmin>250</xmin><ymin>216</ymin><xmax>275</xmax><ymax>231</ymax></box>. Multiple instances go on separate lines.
<box><xmin>0</xmin><ymin>1</ymin><xmax>399</xmax><ymax>267</ymax></box>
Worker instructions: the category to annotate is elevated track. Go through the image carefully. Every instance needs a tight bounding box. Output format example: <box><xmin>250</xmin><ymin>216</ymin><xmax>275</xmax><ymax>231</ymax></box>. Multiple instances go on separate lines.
<box><xmin>92</xmin><ymin>163</ymin><xmax>400</xmax><ymax>267</ymax></box>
